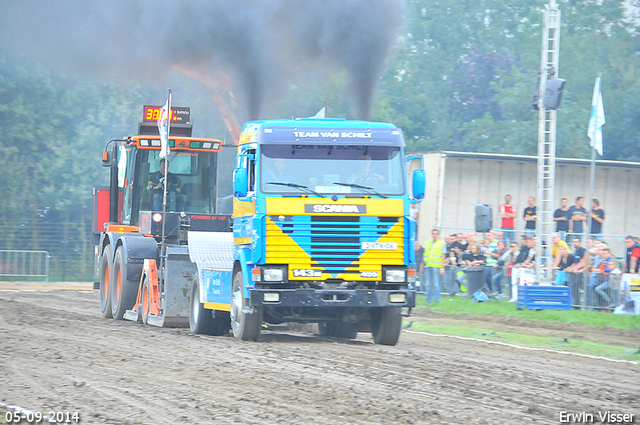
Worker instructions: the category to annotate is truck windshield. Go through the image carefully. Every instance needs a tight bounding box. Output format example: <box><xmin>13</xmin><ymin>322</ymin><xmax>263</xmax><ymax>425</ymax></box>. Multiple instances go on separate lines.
<box><xmin>260</xmin><ymin>145</ymin><xmax>405</xmax><ymax>196</ymax></box>
<box><xmin>132</xmin><ymin>150</ymin><xmax>218</xmax><ymax>217</ymax></box>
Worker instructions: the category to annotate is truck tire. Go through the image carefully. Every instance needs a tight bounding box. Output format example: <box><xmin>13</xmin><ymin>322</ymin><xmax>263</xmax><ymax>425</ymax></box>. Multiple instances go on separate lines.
<box><xmin>99</xmin><ymin>245</ymin><xmax>113</xmax><ymax>319</ymax></box>
<box><xmin>189</xmin><ymin>278</ymin><xmax>230</xmax><ymax>336</ymax></box>
<box><xmin>371</xmin><ymin>307</ymin><xmax>402</xmax><ymax>346</ymax></box>
<box><xmin>111</xmin><ymin>246</ymin><xmax>139</xmax><ymax>320</ymax></box>
<box><xmin>189</xmin><ymin>277</ymin><xmax>213</xmax><ymax>334</ymax></box>
<box><xmin>230</xmin><ymin>271</ymin><xmax>262</xmax><ymax>341</ymax></box>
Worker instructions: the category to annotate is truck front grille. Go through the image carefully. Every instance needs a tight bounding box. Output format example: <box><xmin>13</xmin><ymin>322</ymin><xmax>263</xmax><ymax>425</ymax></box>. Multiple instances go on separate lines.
<box><xmin>266</xmin><ymin>215</ymin><xmax>404</xmax><ymax>273</ymax></box>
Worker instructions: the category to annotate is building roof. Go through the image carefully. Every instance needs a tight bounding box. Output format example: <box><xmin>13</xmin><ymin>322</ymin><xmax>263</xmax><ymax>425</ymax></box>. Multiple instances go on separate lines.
<box><xmin>419</xmin><ymin>151</ymin><xmax>640</xmax><ymax>169</ymax></box>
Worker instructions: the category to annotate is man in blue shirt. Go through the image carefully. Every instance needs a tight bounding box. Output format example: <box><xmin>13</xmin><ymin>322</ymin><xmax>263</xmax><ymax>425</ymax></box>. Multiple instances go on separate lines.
<box><xmin>566</xmin><ymin>236</ymin><xmax>587</xmax><ymax>305</ymax></box>
<box><xmin>568</xmin><ymin>196</ymin><xmax>587</xmax><ymax>240</ymax></box>
<box><xmin>553</xmin><ymin>198</ymin><xmax>570</xmax><ymax>243</ymax></box>
<box><xmin>264</xmin><ymin>157</ymin><xmax>297</xmax><ymax>184</ymax></box>
<box><xmin>569</xmin><ymin>236</ymin><xmax>587</xmax><ymax>272</ymax></box>
<box><xmin>589</xmin><ymin>199</ymin><xmax>605</xmax><ymax>239</ymax></box>
<box><xmin>349</xmin><ymin>155</ymin><xmax>385</xmax><ymax>186</ymax></box>
<box><xmin>148</xmin><ymin>158</ymin><xmax>185</xmax><ymax>211</ymax></box>
<box><xmin>523</xmin><ymin>197</ymin><xmax>536</xmax><ymax>237</ymax></box>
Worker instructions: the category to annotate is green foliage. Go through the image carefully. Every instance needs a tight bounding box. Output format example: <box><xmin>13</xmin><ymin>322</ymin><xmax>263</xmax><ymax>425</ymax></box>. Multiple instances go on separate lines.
<box><xmin>405</xmin><ymin>321</ymin><xmax>640</xmax><ymax>360</ymax></box>
<box><xmin>380</xmin><ymin>0</ymin><xmax>640</xmax><ymax>159</ymax></box>
<box><xmin>418</xmin><ymin>294</ymin><xmax>640</xmax><ymax>329</ymax></box>
<box><xmin>0</xmin><ymin>51</ymin><xmax>150</xmax><ymax>221</ymax></box>
<box><xmin>0</xmin><ymin>49</ymin><xmax>151</xmax><ymax>274</ymax></box>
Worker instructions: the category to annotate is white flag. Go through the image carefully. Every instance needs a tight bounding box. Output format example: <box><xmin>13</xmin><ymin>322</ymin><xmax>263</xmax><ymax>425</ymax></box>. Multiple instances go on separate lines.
<box><xmin>311</xmin><ymin>106</ymin><xmax>326</xmax><ymax>119</ymax></box>
<box><xmin>587</xmin><ymin>77</ymin><xmax>605</xmax><ymax>156</ymax></box>
<box><xmin>158</xmin><ymin>99</ymin><xmax>170</xmax><ymax>158</ymax></box>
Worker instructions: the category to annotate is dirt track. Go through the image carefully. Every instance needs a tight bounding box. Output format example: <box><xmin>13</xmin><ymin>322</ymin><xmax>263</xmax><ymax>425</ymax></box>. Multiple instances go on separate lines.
<box><xmin>0</xmin><ymin>289</ymin><xmax>638</xmax><ymax>424</ymax></box>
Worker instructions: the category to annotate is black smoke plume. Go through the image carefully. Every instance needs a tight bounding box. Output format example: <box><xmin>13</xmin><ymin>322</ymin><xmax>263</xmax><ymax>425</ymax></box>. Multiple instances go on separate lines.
<box><xmin>0</xmin><ymin>0</ymin><xmax>404</xmax><ymax>120</ymax></box>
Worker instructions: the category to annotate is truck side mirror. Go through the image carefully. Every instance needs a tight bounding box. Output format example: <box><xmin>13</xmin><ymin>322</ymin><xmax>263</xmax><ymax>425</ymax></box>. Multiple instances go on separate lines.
<box><xmin>412</xmin><ymin>169</ymin><xmax>425</xmax><ymax>201</ymax></box>
<box><xmin>406</xmin><ymin>155</ymin><xmax>425</xmax><ymax>202</ymax></box>
<box><xmin>233</xmin><ymin>168</ymin><xmax>248</xmax><ymax>198</ymax></box>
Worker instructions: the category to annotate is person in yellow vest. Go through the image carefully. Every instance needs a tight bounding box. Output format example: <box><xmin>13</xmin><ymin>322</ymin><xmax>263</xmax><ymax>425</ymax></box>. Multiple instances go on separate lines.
<box><xmin>425</xmin><ymin>228</ymin><xmax>446</xmax><ymax>303</ymax></box>
<box><xmin>551</xmin><ymin>232</ymin><xmax>571</xmax><ymax>268</ymax></box>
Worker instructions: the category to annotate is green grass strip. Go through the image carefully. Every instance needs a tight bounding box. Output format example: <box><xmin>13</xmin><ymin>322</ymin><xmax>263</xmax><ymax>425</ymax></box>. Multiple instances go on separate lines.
<box><xmin>403</xmin><ymin>321</ymin><xmax>640</xmax><ymax>361</ymax></box>
<box><xmin>417</xmin><ymin>294</ymin><xmax>640</xmax><ymax>329</ymax></box>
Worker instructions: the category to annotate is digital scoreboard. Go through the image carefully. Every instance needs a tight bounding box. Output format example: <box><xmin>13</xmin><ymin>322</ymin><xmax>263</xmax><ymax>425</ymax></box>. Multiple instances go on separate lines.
<box><xmin>142</xmin><ymin>105</ymin><xmax>191</xmax><ymax>124</ymax></box>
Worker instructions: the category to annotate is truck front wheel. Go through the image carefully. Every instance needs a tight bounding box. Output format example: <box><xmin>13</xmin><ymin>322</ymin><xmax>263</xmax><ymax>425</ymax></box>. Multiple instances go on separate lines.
<box><xmin>371</xmin><ymin>307</ymin><xmax>402</xmax><ymax>346</ymax></box>
<box><xmin>99</xmin><ymin>245</ymin><xmax>113</xmax><ymax>319</ymax></box>
<box><xmin>230</xmin><ymin>271</ymin><xmax>262</xmax><ymax>341</ymax></box>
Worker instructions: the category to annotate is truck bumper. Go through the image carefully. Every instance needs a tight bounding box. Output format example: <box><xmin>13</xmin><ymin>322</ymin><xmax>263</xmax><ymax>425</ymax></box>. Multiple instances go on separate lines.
<box><xmin>250</xmin><ymin>289</ymin><xmax>415</xmax><ymax>308</ymax></box>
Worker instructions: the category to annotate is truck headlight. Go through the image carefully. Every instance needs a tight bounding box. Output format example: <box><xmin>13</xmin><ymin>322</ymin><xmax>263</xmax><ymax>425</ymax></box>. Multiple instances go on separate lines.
<box><xmin>385</xmin><ymin>270</ymin><xmax>406</xmax><ymax>283</ymax></box>
<box><xmin>263</xmin><ymin>268</ymin><xmax>284</xmax><ymax>282</ymax></box>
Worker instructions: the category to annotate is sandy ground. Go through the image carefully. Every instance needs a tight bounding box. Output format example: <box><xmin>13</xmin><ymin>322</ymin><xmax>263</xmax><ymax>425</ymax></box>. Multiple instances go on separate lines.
<box><xmin>0</xmin><ymin>287</ymin><xmax>638</xmax><ymax>425</ymax></box>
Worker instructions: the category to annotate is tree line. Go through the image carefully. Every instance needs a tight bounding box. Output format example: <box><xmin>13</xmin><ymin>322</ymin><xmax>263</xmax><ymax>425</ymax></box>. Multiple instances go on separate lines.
<box><xmin>0</xmin><ymin>0</ymin><xmax>638</xmax><ymax>279</ymax></box>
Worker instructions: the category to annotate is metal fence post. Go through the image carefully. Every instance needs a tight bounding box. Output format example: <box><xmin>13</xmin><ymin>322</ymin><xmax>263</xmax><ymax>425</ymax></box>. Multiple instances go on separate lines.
<box><xmin>581</xmin><ymin>270</ymin><xmax>587</xmax><ymax>310</ymax></box>
<box><xmin>45</xmin><ymin>253</ymin><xmax>50</xmax><ymax>283</ymax></box>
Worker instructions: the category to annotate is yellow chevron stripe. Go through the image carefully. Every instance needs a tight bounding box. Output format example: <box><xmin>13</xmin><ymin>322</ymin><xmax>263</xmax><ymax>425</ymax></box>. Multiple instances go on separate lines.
<box><xmin>355</xmin><ymin>220</ymin><xmax>404</xmax><ymax>266</ymax></box>
<box><xmin>265</xmin><ymin>216</ymin><xmax>313</xmax><ymax>266</ymax></box>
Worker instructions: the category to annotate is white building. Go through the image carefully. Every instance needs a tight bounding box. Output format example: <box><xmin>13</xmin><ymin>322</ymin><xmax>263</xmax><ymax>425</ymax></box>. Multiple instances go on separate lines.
<box><xmin>408</xmin><ymin>151</ymin><xmax>640</xmax><ymax>256</ymax></box>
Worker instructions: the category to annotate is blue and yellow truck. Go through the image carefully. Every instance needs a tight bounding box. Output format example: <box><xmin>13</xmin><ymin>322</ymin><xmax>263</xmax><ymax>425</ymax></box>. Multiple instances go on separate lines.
<box><xmin>191</xmin><ymin>118</ymin><xmax>424</xmax><ymax>345</ymax></box>
<box><xmin>95</xmin><ymin>109</ymin><xmax>424</xmax><ymax>346</ymax></box>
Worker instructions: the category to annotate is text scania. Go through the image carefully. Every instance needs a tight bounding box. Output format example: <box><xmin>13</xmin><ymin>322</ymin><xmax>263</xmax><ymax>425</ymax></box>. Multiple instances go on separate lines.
<box><xmin>306</xmin><ymin>205</ymin><xmax>366</xmax><ymax>213</ymax></box>
<box><xmin>293</xmin><ymin>131</ymin><xmax>372</xmax><ymax>139</ymax></box>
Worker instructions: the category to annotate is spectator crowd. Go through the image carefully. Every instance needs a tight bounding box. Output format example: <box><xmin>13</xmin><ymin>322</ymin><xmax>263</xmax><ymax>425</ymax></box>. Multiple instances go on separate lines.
<box><xmin>413</xmin><ymin>194</ymin><xmax>640</xmax><ymax>310</ymax></box>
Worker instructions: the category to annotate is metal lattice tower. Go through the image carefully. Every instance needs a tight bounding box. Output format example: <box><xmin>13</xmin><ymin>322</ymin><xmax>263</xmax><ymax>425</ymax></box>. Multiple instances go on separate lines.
<box><xmin>535</xmin><ymin>0</ymin><xmax>561</xmax><ymax>283</ymax></box>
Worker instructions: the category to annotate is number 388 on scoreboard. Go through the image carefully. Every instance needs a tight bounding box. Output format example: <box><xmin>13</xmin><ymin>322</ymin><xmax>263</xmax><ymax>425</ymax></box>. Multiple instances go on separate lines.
<box><xmin>142</xmin><ymin>105</ymin><xmax>191</xmax><ymax>124</ymax></box>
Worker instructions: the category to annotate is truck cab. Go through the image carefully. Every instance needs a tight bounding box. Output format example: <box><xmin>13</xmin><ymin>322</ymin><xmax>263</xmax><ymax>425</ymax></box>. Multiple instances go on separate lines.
<box><xmin>225</xmin><ymin>118</ymin><xmax>424</xmax><ymax>344</ymax></box>
<box><xmin>94</xmin><ymin>106</ymin><xmax>231</xmax><ymax>324</ymax></box>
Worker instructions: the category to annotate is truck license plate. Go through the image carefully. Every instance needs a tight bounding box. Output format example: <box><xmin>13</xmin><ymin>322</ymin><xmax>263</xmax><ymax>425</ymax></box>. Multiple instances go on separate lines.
<box><xmin>361</xmin><ymin>242</ymin><xmax>398</xmax><ymax>250</ymax></box>
<box><xmin>292</xmin><ymin>269</ymin><xmax>322</xmax><ymax>277</ymax></box>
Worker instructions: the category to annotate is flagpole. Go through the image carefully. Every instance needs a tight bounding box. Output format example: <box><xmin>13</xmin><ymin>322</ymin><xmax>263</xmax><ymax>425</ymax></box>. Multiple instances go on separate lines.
<box><xmin>586</xmin><ymin>75</ymin><xmax>601</xmax><ymax>242</ymax></box>
<box><xmin>586</xmin><ymin>144</ymin><xmax>596</xmax><ymax>239</ymax></box>
<box><xmin>161</xmin><ymin>89</ymin><xmax>172</xmax><ymax>251</ymax></box>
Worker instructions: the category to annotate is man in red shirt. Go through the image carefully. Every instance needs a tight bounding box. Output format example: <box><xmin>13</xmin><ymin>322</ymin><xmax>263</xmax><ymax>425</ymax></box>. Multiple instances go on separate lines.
<box><xmin>499</xmin><ymin>194</ymin><xmax>517</xmax><ymax>247</ymax></box>
<box><xmin>623</xmin><ymin>236</ymin><xmax>640</xmax><ymax>274</ymax></box>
